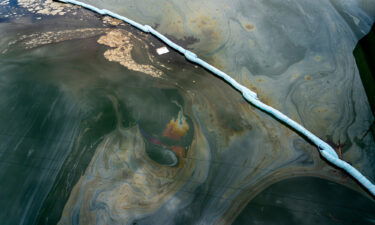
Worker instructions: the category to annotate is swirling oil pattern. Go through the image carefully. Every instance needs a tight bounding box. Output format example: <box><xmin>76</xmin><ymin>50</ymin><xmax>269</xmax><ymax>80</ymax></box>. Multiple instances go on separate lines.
<box><xmin>73</xmin><ymin>0</ymin><xmax>375</xmax><ymax>176</ymax></box>
<box><xmin>0</xmin><ymin>0</ymin><xmax>374</xmax><ymax>225</ymax></box>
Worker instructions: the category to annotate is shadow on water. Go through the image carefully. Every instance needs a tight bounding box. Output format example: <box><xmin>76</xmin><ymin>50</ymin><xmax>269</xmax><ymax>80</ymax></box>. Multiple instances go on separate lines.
<box><xmin>354</xmin><ymin>24</ymin><xmax>375</xmax><ymax>116</ymax></box>
<box><xmin>232</xmin><ymin>176</ymin><xmax>375</xmax><ymax>225</ymax></box>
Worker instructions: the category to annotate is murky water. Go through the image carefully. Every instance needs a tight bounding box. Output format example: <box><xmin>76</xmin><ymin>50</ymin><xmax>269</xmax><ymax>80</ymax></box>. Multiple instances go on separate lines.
<box><xmin>233</xmin><ymin>177</ymin><xmax>375</xmax><ymax>225</ymax></box>
<box><xmin>0</xmin><ymin>0</ymin><xmax>374</xmax><ymax>224</ymax></box>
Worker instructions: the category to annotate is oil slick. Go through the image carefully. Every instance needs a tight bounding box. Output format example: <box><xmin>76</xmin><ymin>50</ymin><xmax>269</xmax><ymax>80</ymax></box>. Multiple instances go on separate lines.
<box><xmin>97</xmin><ymin>30</ymin><xmax>164</xmax><ymax>78</ymax></box>
<box><xmin>58</xmin><ymin>124</ymin><xmax>210</xmax><ymax>225</ymax></box>
<box><xmin>18</xmin><ymin>0</ymin><xmax>76</xmax><ymax>16</ymax></box>
<box><xmin>163</xmin><ymin>110</ymin><xmax>190</xmax><ymax>141</ymax></box>
<box><xmin>1</xmin><ymin>0</ymin><xmax>375</xmax><ymax>224</ymax></box>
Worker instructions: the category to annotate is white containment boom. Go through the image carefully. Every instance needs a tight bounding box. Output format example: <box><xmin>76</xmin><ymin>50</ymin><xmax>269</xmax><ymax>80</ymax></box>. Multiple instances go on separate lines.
<box><xmin>57</xmin><ymin>0</ymin><xmax>375</xmax><ymax>196</ymax></box>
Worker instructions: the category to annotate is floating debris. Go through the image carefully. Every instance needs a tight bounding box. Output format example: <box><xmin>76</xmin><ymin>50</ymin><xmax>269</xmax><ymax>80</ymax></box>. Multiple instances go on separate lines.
<box><xmin>156</xmin><ymin>46</ymin><xmax>169</xmax><ymax>55</ymax></box>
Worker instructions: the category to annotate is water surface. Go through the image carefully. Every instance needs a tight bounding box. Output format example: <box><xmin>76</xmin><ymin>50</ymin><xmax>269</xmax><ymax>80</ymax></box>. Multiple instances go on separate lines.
<box><xmin>0</xmin><ymin>0</ymin><xmax>374</xmax><ymax>224</ymax></box>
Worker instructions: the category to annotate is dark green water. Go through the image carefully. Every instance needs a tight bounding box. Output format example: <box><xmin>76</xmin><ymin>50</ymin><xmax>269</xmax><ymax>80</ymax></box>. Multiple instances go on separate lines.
<box><xmin>233</xmin><ymin>177</ymin><xmax>375</xmax><ymax>225</ymax></box>
<box><xmin>0</xmin><ymin>11</ymin><xmax>196</xmax><ymax>224</ymax></box>
<box><xmin>1</xmin><ymin>1</ymin><xmax>375</xmax><ymax>225</ymax></box>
